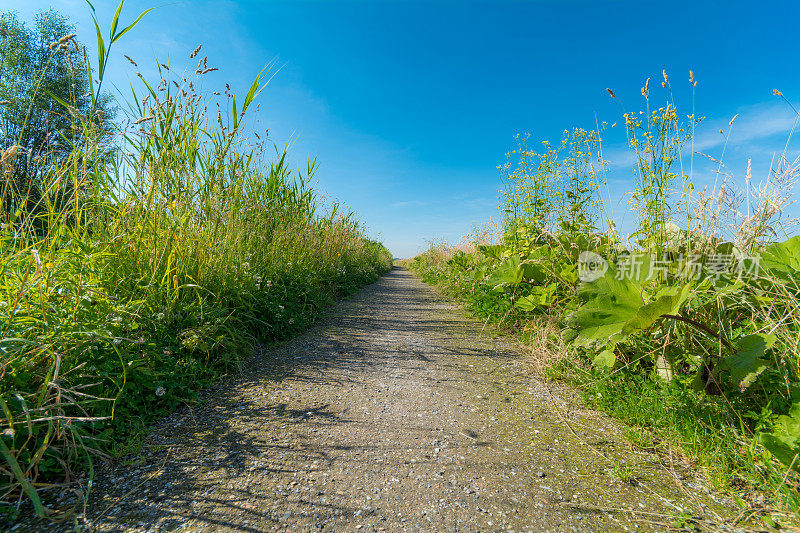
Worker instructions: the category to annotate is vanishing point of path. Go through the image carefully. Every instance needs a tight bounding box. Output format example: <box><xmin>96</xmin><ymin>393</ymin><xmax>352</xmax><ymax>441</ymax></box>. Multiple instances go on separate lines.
<box><xmin>33</xmin><ymin>268</ymin><xmax>740</xmax><ymax>532</ymax></box>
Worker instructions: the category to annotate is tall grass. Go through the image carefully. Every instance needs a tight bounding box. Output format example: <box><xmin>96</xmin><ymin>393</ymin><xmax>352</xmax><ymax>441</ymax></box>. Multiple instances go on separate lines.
<box><xmin>0</xmin><ymin>3</ymin><xmax>391</xmax><ymax>522</ymax></box>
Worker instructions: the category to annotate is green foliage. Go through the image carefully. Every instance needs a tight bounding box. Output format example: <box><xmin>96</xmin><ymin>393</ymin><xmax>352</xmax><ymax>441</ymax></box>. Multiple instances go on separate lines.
<box><xmin>0</xmin><ymin>0</ymin><xmax>392</xmax><ymax>521</ymax></box>
<box><xmin>718</xmin><ymin>333</ymin><xmax>776</xmax><ymax>393</ymax></box>
<box><xmin>567</xmin><ymin>256</ymin><xmax>693</xmax><ymax>348</ymax></box>
<box><xmin>760</xmin><ymin>402</ymin><xmax>800</xmax><ymax>475</ymax></box>
<box><xmin>410</xmin><ymin>79</ymin><xmax>800</xmax><ymax>516</ymax></box>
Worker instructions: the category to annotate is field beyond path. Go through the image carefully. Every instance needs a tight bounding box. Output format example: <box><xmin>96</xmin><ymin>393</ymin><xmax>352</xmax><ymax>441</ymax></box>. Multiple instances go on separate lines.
<box><xmin>49</xmin><ymin>268</ymin><xmax>738</xmax><ymax>532</ymax></box>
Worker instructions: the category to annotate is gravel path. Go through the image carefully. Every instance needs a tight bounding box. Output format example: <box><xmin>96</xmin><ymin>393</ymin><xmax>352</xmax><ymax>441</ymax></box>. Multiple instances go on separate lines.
<box><xmin>19</xmin><ymin>267</ymin><xmax>741</xmax><ymax>532</ymax></box>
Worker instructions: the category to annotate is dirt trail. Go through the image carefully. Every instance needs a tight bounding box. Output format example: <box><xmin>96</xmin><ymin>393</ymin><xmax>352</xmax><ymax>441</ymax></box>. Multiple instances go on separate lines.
<box><xmin>25</xmin><ymin>267</ymin><xmax>741</xmax><ymax>532</ymax></box>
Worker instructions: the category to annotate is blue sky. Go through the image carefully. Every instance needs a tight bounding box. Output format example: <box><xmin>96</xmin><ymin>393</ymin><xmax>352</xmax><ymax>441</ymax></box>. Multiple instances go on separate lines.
<box><xmin>5</xmin><ymin>0</ymin><xmax>800</xmax><ymax>257</ymax></box>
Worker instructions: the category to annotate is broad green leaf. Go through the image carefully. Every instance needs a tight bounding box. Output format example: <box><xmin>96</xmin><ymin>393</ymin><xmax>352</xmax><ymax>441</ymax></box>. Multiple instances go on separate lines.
<box><xmin>592</xmin><ymin>348</ymin><xmax>616</xmax><ymax>369</ymax></box>
<box><xmin>619</xmin><ymin>284</ymin><xmax>694</xmax><ymax>338</ymax></box>
<box><xmin>478</xmin><ymin>245</ymin><xmax>504</xmax><ymax>261</ymax></box>
<box><xmin>448</xmin><ymin>251</ymin><xmax>471</xmax><ymax>270</ymax></box>
<box><xmin>515</xmin><ymin>295</ymin><xmax>539</xmax><ymax>312</ymax></box>
<box><xmin>486</xmin><ymin>255</ymin><xmax>523</xmax><ymax>289</ymax></box>
<box><xmin>760</xmin><ymin>236</ymin><xmax>800</xmax><ymax>288</ymax></box>
<box><xmin>718</xmin><ymin>333</ymin><xmax>776</xmax><ymax>392</ymax></box>
<box><xmin>567</xmin><ymin>259</ymin><xmax>693</xmax><ymax>347</ymax></box>
<box><xmin>514</xmin><ymin>283</ymin><xmax>556</xmax><ymax>311</ymax></box>
<box><xmin>762</xmin><ymin>236</ymin><xmax>800</xmax><ymax>271</ymax></box>
<box><xmin>485</xmin><ymin>254</ymin><xmax>550</xmax><ymax>289</ymax></box>
<box><xmin>567</xmin><ymin>262</ymin><xmax>644</xmax><ymax>346</ymax></box>
<box><xmin>520</xmin><ymin>261</ymin><xmax>548</xmax><ymax>284</ymax></box>
<box><xmin>760</xmin><ymin>401</ymin><xmax>800</xmax><ymax>469</ymax></box>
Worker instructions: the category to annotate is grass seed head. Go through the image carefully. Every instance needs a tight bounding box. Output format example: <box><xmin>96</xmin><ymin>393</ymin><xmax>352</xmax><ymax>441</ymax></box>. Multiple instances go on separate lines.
<box><xmin>57</xmin><ymin>33</ymin><xmax>76</xmax><ymax>45</ymax></box>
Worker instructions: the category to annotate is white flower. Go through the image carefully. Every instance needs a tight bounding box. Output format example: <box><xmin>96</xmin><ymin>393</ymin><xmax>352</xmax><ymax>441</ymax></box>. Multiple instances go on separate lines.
<box><xmin>156</xmin><ymin>312</ymin><xmax>165</xmax><ymax>321</ymax></box>
<box><xmin>242</xmin><ymin>262</ymin><xmax>250</xmax><ymax>269</ymax></box>
<box><xmin>266</xmin><ymin>280</ymin><xmax>273</xmax><ymax>288</ymax></box>
<box><xmin>289</xmin><ymin>318</ymin><xmax>294</xmax><ymax>325</ymax></box>
<box><xmin>278</xmin><ymin>305</ymin><xmax>284</xmax><ymax>312</ymax></box>
<box><xmin>155</xmin><ymin>386</ymin><xmax>166</xmax><ymax>397</ymax></box>
<box><xmin>113</xmin><ymin>338</ymin><xmax>122</xmax><ymax>345</ymax></box>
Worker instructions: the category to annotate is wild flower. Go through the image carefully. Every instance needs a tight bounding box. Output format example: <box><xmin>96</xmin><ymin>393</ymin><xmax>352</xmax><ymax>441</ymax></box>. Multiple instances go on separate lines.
<box><xmin>155</xmin><ymin>386</ymin><xmax>166</xmax><ymax>397</ymax></box>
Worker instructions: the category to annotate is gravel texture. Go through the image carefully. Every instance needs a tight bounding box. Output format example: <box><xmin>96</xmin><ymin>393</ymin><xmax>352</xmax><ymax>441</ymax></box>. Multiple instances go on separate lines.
<box><xmin>14</xmin><ymin>267</ymin><xmax>743</xmax><ymax>532</ymax></box>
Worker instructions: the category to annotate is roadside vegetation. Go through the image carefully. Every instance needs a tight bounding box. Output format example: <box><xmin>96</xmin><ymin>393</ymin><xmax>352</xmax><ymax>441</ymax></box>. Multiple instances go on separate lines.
<box><xmin>408</xmin><ymin>75</ymin><xmax>800</xmax><ymax>525</ymax></box>
<box><xmin>0</xmin><ymin>1</ymin><xmax>391</xmax><ymax>523</ymax></box>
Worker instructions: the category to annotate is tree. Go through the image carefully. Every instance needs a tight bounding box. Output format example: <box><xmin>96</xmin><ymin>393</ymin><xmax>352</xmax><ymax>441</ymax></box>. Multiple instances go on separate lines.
<box><xmin>0</xmin><ymin>9</ymin><xmax>115</xmax><ymax>221</ymax></box>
